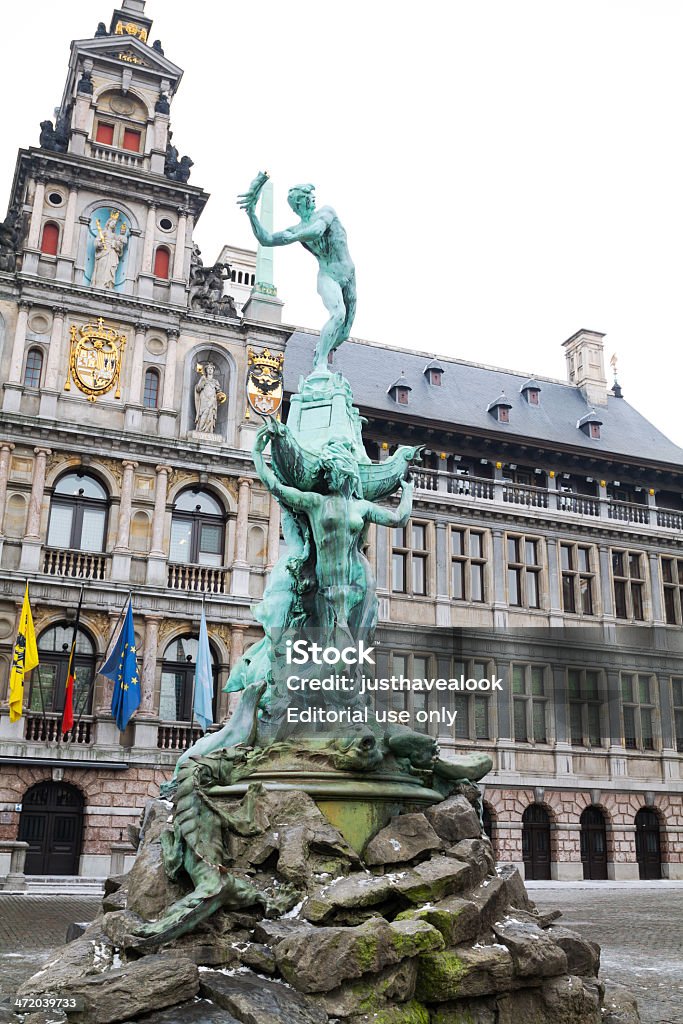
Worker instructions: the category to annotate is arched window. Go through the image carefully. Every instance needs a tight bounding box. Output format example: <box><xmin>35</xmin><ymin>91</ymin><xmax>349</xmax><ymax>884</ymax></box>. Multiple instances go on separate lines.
<box><xmin>24</xmin><ymin>348</ymin><xmax>44</xmax><ymax>388</ymax></box>
<box><xmin>40</xmin><ymin>222</ymin><xmax>59</xmax><ymax>256</ymax></box>
<box><xmin>160</xmin><ymin>635</ymin><xmax>217</xmax><ymax>723</ymax></box>
<box><xmin>47</xmin><ymin>472</ymin><xmax>109</xmax><ymax>552</ymax></box>
<box><xmin>143</xmin><ymin>368</ymin><xmax>160</xmax><ymax>409</ymax></box>
<box><xmin>170</xmin><ymin>489</ymin><xmax>225</xmax><ymax>567</ymax></box>
<box><xmin>153</xmin><ymin>246</ymin><xmax>170</xmax><ymax>279</ymax></box>
<box><xmin>29</xmin><ymin>624</ymin><xmax>96</xmax><ymax>716</ymax></box>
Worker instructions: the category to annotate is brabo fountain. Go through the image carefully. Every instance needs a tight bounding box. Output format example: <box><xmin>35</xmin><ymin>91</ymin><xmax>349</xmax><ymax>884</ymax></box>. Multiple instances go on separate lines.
<box><xmin>16</xmin><ymin>175</ymin><xmax>631</xmax><ymax>1024</ymax></box>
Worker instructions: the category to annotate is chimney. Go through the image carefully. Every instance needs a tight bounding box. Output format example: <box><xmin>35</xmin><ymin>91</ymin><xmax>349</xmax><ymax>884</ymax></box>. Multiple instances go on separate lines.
<box><xmin>562</xmin><ymin>329</ymin><xmax>608</xmax><ymax>407</ymax></box>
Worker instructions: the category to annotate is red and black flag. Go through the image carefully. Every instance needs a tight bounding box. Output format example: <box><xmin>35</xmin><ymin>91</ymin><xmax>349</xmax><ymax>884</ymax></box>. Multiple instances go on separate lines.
<box><xmin>61</xmin><ymin>586</ymin><xmax>84</xmax><ymax>735</ymax></box>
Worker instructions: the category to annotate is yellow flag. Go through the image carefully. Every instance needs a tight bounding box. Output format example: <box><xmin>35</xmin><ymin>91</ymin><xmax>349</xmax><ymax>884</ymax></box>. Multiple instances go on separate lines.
<box><xmin>8</xmin><ymin>584</ymin><xmax>39</xmax><ymax>723</ymax></box>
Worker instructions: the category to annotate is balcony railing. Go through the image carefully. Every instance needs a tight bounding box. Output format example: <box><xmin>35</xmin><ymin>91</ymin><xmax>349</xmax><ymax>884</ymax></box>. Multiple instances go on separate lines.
<box><xmin>89</xmin><ymin>143</ymin><xmax>145</xmax><ymax>168</ymax></box>
<box><xmin>502</xmin><ymin>481</ymin><xmax>549</xmax><ymax>509</ymax></box>
<box><xmin>167</xmin><ymin>563</ymin><xmax>230</xmax><ymax>593</ymax></box>
<box><xmin>410</xmin><ymin>471</ymin><xmax>681</xmax><ymax>532</ymax></box>
<box><xmin>42</xmin><ymin>548</ymin><xmax>108</xmax><ymax>580</ymax></box>
<box><xmin>157</xmin><ymin>722</ymin><xmax>203</xmax><ymax>751</ymax></box>
<box><xmin>24</xmin><ymin>712</ymin><xmax>93</xmax><ymax>745</ymax></box>
<box><xmin>607</xmin><ymin>499</ymin><xmax>650</xmax><ymax>525</ymax></box>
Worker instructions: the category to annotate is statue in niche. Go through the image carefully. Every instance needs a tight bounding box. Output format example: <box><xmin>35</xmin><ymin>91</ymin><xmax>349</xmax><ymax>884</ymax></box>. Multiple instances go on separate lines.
<box><xmin>92</xmin><ymin>211</ymin><xmax>128</xmax><ymax>290</ymax></box>
<box><xmin>194</xmin><ymin>362</ymin><xmax>226</xmax><ymax>434</ymax></box>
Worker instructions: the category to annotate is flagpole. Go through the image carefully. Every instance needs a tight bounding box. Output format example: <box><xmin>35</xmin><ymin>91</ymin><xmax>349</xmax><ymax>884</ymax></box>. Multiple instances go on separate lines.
<box><xmin>70</xmin><ymin>589</ymin><xmax>132</xmax><ymax>741</ymax></box>
<box><xmin>187</xmin><ymin>593</ymin><xmax>205</xmax><ymax>749</ymax></box>
<box><xmin>61</xmin><ymin>583</ymin><xmax>85</xmax><ymax>738</ymax></box>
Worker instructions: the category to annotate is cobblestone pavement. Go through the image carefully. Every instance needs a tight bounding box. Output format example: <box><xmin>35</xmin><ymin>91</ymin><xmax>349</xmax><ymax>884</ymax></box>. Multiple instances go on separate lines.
<box><xmin>0</xmin><ymin>894</ymin><xmax>101</xmax><ymax>998</ymax></box>
<box><xmin>532</xmin><ymin>883</ymin><xmax>683</xmax><ymax>1024</ymax></box>
<box><xmin>0</xmin><ymin>888</ymin><xmax>681</xmax><ymax>1022</ymax></box>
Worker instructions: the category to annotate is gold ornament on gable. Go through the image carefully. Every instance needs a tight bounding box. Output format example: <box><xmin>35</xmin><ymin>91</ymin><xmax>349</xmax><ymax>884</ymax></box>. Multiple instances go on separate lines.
<box><xmin>65</xmin><ymin>318</ymin><xmax>127</xmax><ymax>402</ymax></box>
<box><xmin>114</xmin><ymin>20</ymin><xmax>148</xmax><ymax>43</ymax></box>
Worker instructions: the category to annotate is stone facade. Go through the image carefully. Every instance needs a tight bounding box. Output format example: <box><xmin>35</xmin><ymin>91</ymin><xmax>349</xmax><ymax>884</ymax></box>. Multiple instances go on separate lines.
<box><xmin>0</xmin><ymin>0</ymin><xmax>681</xmax><ymax>883</ymax></box>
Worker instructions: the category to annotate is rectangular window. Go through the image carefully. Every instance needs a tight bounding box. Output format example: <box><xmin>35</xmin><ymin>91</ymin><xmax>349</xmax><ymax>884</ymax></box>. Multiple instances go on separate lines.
<box><xmin>451</xmin><ymin>658</ymin><xmax>494</xmax><ymax>740</ymax></box>
<box><xmin>122</xmin><ymin>128</ymin><xmax>142</xmax><ymax>152</ymax></box>
<box><xmin>506</xmin><ymin>533</ymin><xmax>543</xmax><ymax>609</ymax></box>
<box><xmin>621</xmin><ymin>672</ymin><xmax>657</xmax><ymax>751</ymax></box>
<box><xmin>450</xmin><ymin>527</ymin><xmax>487</xmax><ymax>603</ymax></box>
<box><xmin>391</xmin><ymin>519</ymin><xmax>429</xmax><ymax>596</ymax></box>
<box><xmin>560</xmin><ymin>542</ymin><xmax>596</xmax><ymax>616</ymax></box>
<box><xmin>673</xmin><ymin>677</ymin><xmax>683</xmax><ymax>753</ymax></box>
<box><xmin>95</xmin><ymin>122</ymin><xmax>115</xmax><ymax>145</ymax></box>
<box><xmin>612</xmin><ymin>549</ymin><xmax>647</xmax><ymax>621</ymax></box>
<box><xmin>47</xmin><ymin>505</ymin><xmax>73</xmax><ymax>548</ymax></box>
<box><xmin>512</xmin><ymin>663</ymin><xmax>548</xmax><ymax>743</ymax></box>
<box><xmin>661</xmin><ymin>557</ymin><xmax>683</xmax><ymax>625</ymax></box>
<box><xmin>170</xmin><ymin>519</ymin><xmax>193</xmax><ymax>564</ymax></box>
<box><xmin>568</xmin><ymin>668</ymin><xmax>603</xmax><ymax>747</ymax></box>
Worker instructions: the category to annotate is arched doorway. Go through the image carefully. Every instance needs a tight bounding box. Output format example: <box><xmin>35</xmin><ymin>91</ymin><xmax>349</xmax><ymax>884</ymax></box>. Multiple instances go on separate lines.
<box><xmin>580</xmin><ymin>806</ymin><xmax>608</xmax><ymax>880</ymax></box>
<box><xmin>18</xmin><ymin>781</ymin><xmax>84</xmax><ymax>875</ymax></box>
<box><xmin>635</xmin><ymin>808</ymin><xmax>662</xmax><ymax>880</ymax></box>
<box><xmin>522</xmin><ymin>804</ymin><xmax>552</xmax><ymax>880</ymax></box>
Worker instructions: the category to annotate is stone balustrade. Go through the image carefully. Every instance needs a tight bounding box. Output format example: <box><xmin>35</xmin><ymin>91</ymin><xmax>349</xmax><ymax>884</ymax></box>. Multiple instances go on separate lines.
<box><xmin>42</xmin><ymin>547</ymin><xmax>108</xmax><ymax>580</ymax></box>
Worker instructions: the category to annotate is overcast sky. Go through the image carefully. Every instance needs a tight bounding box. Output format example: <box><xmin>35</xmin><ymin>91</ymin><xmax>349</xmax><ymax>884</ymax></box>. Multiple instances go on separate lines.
<box><xmin>3</xmin><ymin>1</ymin><xmax>683</xmax><ymax>448</ymax></box>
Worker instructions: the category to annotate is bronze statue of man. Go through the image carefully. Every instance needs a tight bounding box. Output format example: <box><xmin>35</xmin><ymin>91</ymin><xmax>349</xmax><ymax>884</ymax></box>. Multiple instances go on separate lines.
<box><xmin>238</xmin><ymin>173</ymin><xmax>356</xmax><ymax>369</ymax></box>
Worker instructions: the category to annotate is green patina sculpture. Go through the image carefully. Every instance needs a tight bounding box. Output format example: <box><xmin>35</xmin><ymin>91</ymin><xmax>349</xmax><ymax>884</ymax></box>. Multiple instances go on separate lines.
<box><xmin>238</xmin><ymin>172</ymin><xmax>356</xmax><ymax>369</ymax></box>
<box><xmin>130</xmin><ymin>176</ymin><xmax>492</xmax><ymax>946</ymax></box>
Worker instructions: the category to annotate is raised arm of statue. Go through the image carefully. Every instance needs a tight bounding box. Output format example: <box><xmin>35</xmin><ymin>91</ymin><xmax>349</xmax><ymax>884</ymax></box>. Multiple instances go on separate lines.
<box><xmin>364</xmin><ymin>480</ymin><xmax>414</xmax><ymax>528</ymax></box>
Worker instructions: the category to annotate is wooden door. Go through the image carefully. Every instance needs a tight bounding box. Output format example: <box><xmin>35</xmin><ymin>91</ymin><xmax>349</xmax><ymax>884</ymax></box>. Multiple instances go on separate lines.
<box><xmin>18</xmin><ymin>782</ymin><xmax>83</xmax><ymax>875</ymax></box>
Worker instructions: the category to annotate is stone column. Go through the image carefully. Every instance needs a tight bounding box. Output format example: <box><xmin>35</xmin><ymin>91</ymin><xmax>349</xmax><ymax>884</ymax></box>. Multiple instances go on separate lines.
<box><xmin>146</xmin><ymin>465</ymin><xmax>172</xmax><ymax>586</ymax></box>
<box><xmin>111</xmin><ymin>460</ymin><xmax>138</xmax><ymax>582</ymax></box>
<box><xmin>265</xmin><ymin>496</ymin><xmax>281</xmax><ymax>571</ymax></box>
<box><xmin>20</xmin><ymin>447</ymin><xmax>51</xmax><ymax>572</ymax></box>
<box><xmin>158</xmin><ymin>328</ymin><xmax>179</xmax><ymax>437</ymax></box>
<box><xmin>435</xmin><ymin>522</ymin><xmax>450</xmax><ymax>627</ymax></box>
<box><xmin>231</xmin><ymin>478</ymin><xmax>252</xmax><ymax>597</ymax></box>
<box><xmin>26</xmin><ymin>178</ymin><xmax>46</xmax><ymax>250</ymax></box>
<box><xmin>491</xmin><ymin>528</ymin><xmax>509</xmax><ymax>628</ymax></box>
<box><xmin>56</xmin><ymin>186</ymin><xmax>79</xmax><ymax>282</ymax></box>
<box><xmin>173</xmin><ymin>208</ymin><xmax>187</xmax><ymax>279</ymax></box>
<box><xmin>137</xmin><ymin>203</ymin><xmax>157</xmax><ymax>300</ymax></box>
<box><xmin>124</xmin><ymin>322</ymin><xmax>147</xmax><ymax>429</ymax></box>
<box><xmin>3</xmin><ymin>301</ymin><xmax>31</xmax><ymax>412</ymax></box>
<box><xmin>0</xmin><ymin>443</ymin><xmax>15</xmax><ymax>534</ymax></box>
<box><xmin>39</xmin><ymin>306</ymin><xmax>67</xmax><ymax>418</ymax></box>
<box><xmin>139</xmin><ymin>616</ymin><xmax>161</xmax><ymax>717</ymax></box>
<box><xmin>226</xmin><ymin>625</ymin><xmax>246</xmax><ymax>718</ymax></box>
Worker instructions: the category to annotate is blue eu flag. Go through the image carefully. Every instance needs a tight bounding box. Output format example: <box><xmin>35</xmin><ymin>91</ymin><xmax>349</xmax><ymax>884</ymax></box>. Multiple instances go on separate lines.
<box><xmin>101</xmin><ymin>600</ymin><xmax>140</xmax><ymax>731</ymax></box>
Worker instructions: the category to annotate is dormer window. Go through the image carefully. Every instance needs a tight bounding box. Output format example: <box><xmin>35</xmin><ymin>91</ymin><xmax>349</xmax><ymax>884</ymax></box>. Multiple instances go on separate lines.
<box><xmin>423</xmin><ymin>357</ymin><xmax>445</xmax><ymax>387</ymax></box>
<box><xmin>487</xmin><ymin>391</ymin><xmax>512</xmax><ymax>423</ymax></box>
<box><xmin>388</xmin><ymin>373</ymin><xmax>412</xmax><ymax>405</ymax></box>
<box><xmin>577</xmin><ymin>410</ymin><xmax>603</xmax><ymax>439</ymax></box>
<box><xmin>520</xmin><ymin>378</ymin><xmax>541</xmax><ymax>405</ymax></box>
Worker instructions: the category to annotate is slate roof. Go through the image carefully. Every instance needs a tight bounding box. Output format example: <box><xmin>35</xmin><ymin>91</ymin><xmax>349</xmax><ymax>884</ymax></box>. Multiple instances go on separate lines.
<box><xmin>284</xmin><ymin>331</ymin><xmax>683</xmax><ymax>468</ymax></box>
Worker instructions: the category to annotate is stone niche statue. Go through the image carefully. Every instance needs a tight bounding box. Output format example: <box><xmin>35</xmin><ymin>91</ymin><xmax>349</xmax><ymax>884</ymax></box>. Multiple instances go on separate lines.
<box><xmin>92</xmin><ymin>212</ymin><xmax>128</xmax><ymax>290</ymax></box>
<box><xmin>38</xmin><ymin>105</ymin><xmax>71</xmax><ymax>153</ymax></box>
<box><xmin>193</xmin><ymin>361</ymin><xmax>226</xmax><ymax>434</ymax></box>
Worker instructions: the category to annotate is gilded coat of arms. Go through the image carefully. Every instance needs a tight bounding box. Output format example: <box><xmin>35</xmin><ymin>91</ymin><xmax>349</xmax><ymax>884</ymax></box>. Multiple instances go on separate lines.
<box><xmin>65</xmin><ymin>318</ymin><xmax>127</xmax><ymax>401</ymax></box>
<box><xmin>246</xmin><ymin>347</ymin><xmax>284</xmax><ymax>419</ymax></box>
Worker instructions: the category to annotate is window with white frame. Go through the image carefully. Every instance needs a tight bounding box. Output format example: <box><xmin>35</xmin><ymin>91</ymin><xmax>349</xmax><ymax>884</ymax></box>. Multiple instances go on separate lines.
<box><xmin>612</xmin><ymin>550</ymin><xmax>645</xmax><ymax>621</ymax></box>
<box><xmin>512</xmin><ymin>663</ymin><xmax>548</xmax><ymax>742</ymax></box>
<box><xmin>451</xmin><ymin>527</ymin><xmax>487</xmax><ymax>602</ymax></box>
<box><xmin>452</xmin><ymin>658</ymin><xmax>493</xmax><ymax>740</ymax></box>
<box><xmin>560</xmin><ymin>543</ymin><xmax>596</xmax><ymax>615</ymax></box>
<box><xmin>507</xmin><ymin>534</ymin><xmax>542</xmax><ymax>608</ymax></box>
<box><xmin>391</xmin><ymin>520</ymin><xmax>429</xmax><ymax>596</ymax></box>
<box><xmin>568</xmin><ymin>668</ymin><xmax>603</xmax><ymax>747</ymax></box>
<box><xmin>621</xmin><ymin>673</ymin><xmax>656</xmax><ymax>750</ymax></box>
